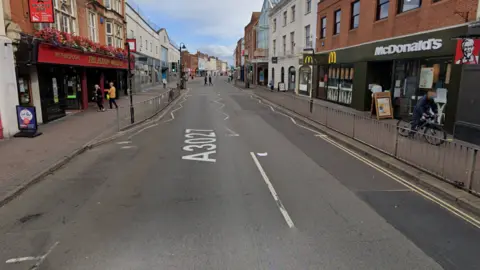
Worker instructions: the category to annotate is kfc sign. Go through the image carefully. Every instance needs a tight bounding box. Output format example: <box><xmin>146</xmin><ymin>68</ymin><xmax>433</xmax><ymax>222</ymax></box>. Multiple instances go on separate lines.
<box><xmin>374</xmin><ymin>39</ymin><xmax>443</xmax><ymax>56</ymax></box>
<box><xmin>454</xmin><ymin>38</ymin><xmax>480</xmax><ymax>64</ymax></box>
<box><xmin>29</xmin><ymin>0</ymin><xmax>55</xmax><ymax>23</ymax></box>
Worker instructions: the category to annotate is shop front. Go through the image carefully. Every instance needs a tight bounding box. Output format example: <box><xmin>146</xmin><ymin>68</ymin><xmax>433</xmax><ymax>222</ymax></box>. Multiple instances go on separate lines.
<box><xmin>308</xmin><ymin>25</ymin><xmax>466</xmax><ymax>132</ymax></box>
<box><xmin>34</xmin><ymin>43</ymin><xmax>132</xmax><ymax>122</ymax></box>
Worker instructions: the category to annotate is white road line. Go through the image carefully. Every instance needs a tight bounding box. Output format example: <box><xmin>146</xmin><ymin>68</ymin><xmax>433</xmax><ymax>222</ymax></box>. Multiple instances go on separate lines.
<box><xmin>164</xmin><ymin>97</ymin><xmax>187</xmax><ymax>123</ymax></box>
<box><xmin>250</xmin><ymin>152</ymin><xmax>295</xmax><ymax>228</ymax></box>
<box><xmin>257</xmin><ymin>152</ymin><xmax>268</xmax><ymax>157</ymax></box>
<box><xmin>116</xmin><ymin>141</ymin><xmax>131</xmax><ymax>145</ymax></box>
<box><xmin>6</xmin><ymin>256</ymin><xmax>42</xmax><ymax>264</ymax></box>
<box><xmin>225</xmin><ymin>127</ymin><xmax>239</xmax><ymax>137</ymax></box>
<box><xmin>127</xmin><ymin>123</ymin><xmax>158</xmax><ymax>140</ymax></box>
<box><xmin>121</xmin><ymin>146</ymin><xmax>136</xmax><ymax>149</ymax></box>
<box><xmin>30</xmin><ymin>241</ymin><xmax>59</xmax><ymax>270</ymax></box>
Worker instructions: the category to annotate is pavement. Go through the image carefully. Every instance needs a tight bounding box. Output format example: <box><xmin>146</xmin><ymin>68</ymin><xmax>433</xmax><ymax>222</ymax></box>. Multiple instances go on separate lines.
<box><xmin>0</xmin><ymin>81</ymin><xmax>176</xmax><ymax>206</ymax></box>
<box><xmin>0</xmin><ymin>76</ymin><xmax>479</xmax><ymax>269</ymax></box>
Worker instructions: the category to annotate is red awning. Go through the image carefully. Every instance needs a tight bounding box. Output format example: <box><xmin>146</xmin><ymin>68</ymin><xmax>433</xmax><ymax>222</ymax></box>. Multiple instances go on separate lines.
<box><xmin>37</xmin><ymin>43</ymin><xmax>134</xmax><ymax>70</ymax></box>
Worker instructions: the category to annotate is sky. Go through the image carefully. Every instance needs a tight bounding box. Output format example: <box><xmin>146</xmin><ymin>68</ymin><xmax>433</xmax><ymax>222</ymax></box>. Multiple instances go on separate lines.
<box><xmin>129</xmin><ymin>0</ymin><xmax>264</xmax><ymax>66</ymax></box>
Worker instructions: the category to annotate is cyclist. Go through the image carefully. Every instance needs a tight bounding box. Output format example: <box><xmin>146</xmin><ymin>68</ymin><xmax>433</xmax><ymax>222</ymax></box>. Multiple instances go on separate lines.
<box><xmin>411</xmin><ymin>89</ymin><xmax>438</xmax><ymax>133</ymax></box>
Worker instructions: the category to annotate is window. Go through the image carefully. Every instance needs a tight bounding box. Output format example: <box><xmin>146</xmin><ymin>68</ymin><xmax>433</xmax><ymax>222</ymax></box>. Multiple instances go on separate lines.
<box><xmin>139</xmin><ymin>36</ymin><xmax>142</xmax><ymax>50</ymax></box>
<box><xmin>377</xmin><ymin>0</ymin><xmax>389</xmax><ymax>20</ymax></box>
<box><xmin>54</xmin><ymin>0</ymin><xmax>76</xmax><ymax>34</ymax></box>
<box><xmin>106</xmin><ymin>22</ymin><xmax>113</xmax><ymax>46</ymax></box>
<box><xmin>164</xmin><ymin>36</ymin><xmax>166</xmax><ymax>43</ymax></box>
<box><xmin>283</xmin><ymin>11</ymin><xmax>287</xmax><ymax>26</ymax></box>
<box><xmin>150</xmin><ymin>42</ymin><xmax>152</xmax><ymax>52</ymax></box>
<box><xmin>129</xmin><ymin>29</ymin><xmax>134</xmax><ymax>39</ymax></box>
<box><xmin>145</xmin><ymin>40</ymin><xmax>148</xmax><ymax>50</ymax></box>
<box><xmin>305</xmin><ymin>25</ymin><xmax>311</xmax><ymax>47</ymax></box>
<box><xmin>282</xmin><ymin>35</ymin><xmax>286</xmax><ymax>55</ymax></box>
<box><xmin>291</xmin><ymin>6</ymin><xmax>296</xmax><ymax>22</ymax></box>
<box><xmin>114</xmin><ymin>24</ymin><xmax>123</xmax><ymax>48</ymax></box>
<box><xmin>320</xmin><ymin>17</ymin><xmax>327</xmax><ymax>38</ymax></box>
<box><xmin>326</xmin><ymin>65</ymin><xmax>354</xmax><ymax>104</ymax></box>
<box><xmin>350</xmin><ymin>1</ymin><xmax>360</xmax><ymax>29</ymax></box>
<box><xmin>156</xmin><ymin>46</ymin><xmax>158</xmax><ymax>54</ymax></box>
<box><xmin>104</xmin><ymin>0</ymin><xmax>111</xmax><ymax>9</ymax></box>
<box><xmin>334</xmin><ymin>10</ymin><xmax>341</xmax><ymax>35</ymax></box>
<box><xmin>273</xmin><ymin>18</ymin><xmax>277</xmax><ymax>32</ymax></box>
<box><xmin>290</xmin><ymin>32</ymin><xmax>295</xmax><ymax>54</ymax></box>
<box><xmin>273</xmin><ymin>39</ymin><xmax>276</xmax><ymax>55</ymax></box>
<box><xmin>306</xmin><ymin>0</ymin><xmax>312</xmax><ymax>14</ymax></box>
<box><xmin>398</xmin><ymin>0</ymin><xmax>421</xmax><ymax>13</ymax></box>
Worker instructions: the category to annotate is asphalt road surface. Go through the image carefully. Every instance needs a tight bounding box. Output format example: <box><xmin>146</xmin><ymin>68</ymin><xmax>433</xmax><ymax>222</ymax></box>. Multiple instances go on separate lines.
<box><xmin>1</xmin><ymin>77</ymin><xmax>480</xmax><ymax>270</ymax></box>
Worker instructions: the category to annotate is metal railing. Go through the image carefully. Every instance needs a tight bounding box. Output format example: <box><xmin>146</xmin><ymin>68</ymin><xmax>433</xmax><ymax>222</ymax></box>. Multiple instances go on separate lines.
<box><xmin>116</xmin><ymin>88</ymin><xmax>180</xmax><ymax>131</ymax></box>
<box><xmin>254</xmin><ymin>90</ymin><xmax>480</xmax><ymax>196</ymax></box>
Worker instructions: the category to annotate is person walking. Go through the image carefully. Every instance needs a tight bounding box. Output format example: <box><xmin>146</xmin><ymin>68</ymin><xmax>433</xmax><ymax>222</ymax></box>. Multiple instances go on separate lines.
<box><xmin>162</xmin><ymin>78</ymin><xmax>167</xmax><ymax>89</ymax></box>
<box><xmin>108</xmin><ymin>82</ymin><xmax>118</xmax><ymax>109</ymax></box>
<box><xmin>204</xmin><ymin>76</ymin><xmax>208</xmax><ymax>86</ymax></box>
<box><xmin>94</xmin><ymin>84</ymin><xmax>105</xmax><ymax>111</ymax></box>
<box><xmin>209</xmin><ymin>75</ymin><xmax>213</xmax><ymax>86</ymax></box>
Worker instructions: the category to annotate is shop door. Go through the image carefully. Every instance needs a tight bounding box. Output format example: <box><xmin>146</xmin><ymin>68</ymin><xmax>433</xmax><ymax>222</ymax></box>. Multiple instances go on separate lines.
<box><xmin>64</xmin><ymin>71</ymin><xmax>82</xmax><ymax>110</ymax></box>
<box><xmin>288</xmin><ymin>66</ymin><xmax>296</xmax><ymax>91</ymax></box>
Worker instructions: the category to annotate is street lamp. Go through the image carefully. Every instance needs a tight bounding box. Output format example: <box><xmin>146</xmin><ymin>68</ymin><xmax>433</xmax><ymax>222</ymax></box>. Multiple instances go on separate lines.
<box><xmin>125</xmin><ymin>40</ymin><xmax>135</xmax><ymax>124</ymax></box>
<box><xmin>179</xmin><ymin>42</ymin><xmax>187</xmax><ymax>89</ymax></box>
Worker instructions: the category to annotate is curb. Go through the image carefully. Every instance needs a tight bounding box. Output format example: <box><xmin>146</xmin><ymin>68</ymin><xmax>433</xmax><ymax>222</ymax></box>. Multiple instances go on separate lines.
<box><xmin>252</xmin><ymin>92</ymin><xmax>480</xmax><ymax>218</ymax></box>
<box><xmin>0</xmin><ymin>92</ymin><xmax>186</xmax><ymax>208</ymax></box>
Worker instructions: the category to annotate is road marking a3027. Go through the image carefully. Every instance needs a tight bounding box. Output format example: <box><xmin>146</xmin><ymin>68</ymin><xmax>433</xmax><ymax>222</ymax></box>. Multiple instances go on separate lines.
<box><xmin>182</xmin><ymin>129</ymin><xmax>217</xmax><ymax>163</ymax></box>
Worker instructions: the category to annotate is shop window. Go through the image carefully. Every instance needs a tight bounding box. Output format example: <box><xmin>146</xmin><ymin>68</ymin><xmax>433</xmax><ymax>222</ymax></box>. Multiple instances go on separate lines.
<box><xmin>305</xmin><ymin>25</ymin><xmax>311</xmax><ymax>47</ymax></box>
<box><xmin>306</xmin><ymin>0</ymin><xmax>312</xmax><ymax>14</ymax></box>
<box><xmin>55</xmin><ymin>0</ymin><xmax>76</xmax><ymax>34</ymax></box>
<box><xmin>326</xmin><ymin>65</ymin><xmax>354</xmax><ymax>105</ymax></box>
<box><xmin>398</xmin><ymin>0</ymin><xmax>421</xmax><ymax>13</ymax></box>
<box><xmin>334</xmin><ymin>10</ymin><xmax>341</xmax><ymax>35</ymax></box>
<box><xmin>88</xmin><ymin>12</ymin><xmax>98</xmax><ymax>42</ymax></box>
<box><xmin>350</xmin><ymin>1</ymin><xmax>360</xmax><ymax>29</ymax></box>
<box><xmin>115</xmin><ymin>24</ymin><xmax>123</xmax><ymax>48</ymax></box>
<box><xmin>106</xmin><ymin>22</ymin><xmax>113</xmax><ymax>46</ymax></box>
<box><xmin>377</xmin><ymin>0</ymin><xmax>389</xmax><ymax>20</ymax></box>
<box><xmin>291</xmin><ymin>5</ymin><xmax>296</xmax><ymax>22</ymax></box>
<box><xmin>320</xmin><ymin>17</ymin><xmax>327</xmax><ymax>39</ymax></box>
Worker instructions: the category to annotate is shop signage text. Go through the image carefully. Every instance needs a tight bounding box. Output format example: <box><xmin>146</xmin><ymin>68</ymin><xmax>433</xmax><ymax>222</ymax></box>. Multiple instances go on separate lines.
<box><xmin>374</xmin><ymin>39</ymin><xmax>443</xmax><ymax>56</ymax></box>
<box><xmin>38</xmin><ymin>44</ymin><xmax>133</xmax><ymax>69</ymax></box>
<box><xmin>29</xmin><ymin>0</ymin><xmax>55</xmax><ymax>23</ymax></box>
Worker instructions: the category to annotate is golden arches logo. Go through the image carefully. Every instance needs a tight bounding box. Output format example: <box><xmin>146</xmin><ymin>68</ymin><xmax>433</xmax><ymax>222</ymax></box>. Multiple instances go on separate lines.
<box><xmin>304</xmin><ymin>56</ymin><xmax>313</xmax><ymax>64</ymax></box>
<box><xmin>328</xmin><ymin>52</ymin><xmax>337</xmax><ymax>64</ymax></box>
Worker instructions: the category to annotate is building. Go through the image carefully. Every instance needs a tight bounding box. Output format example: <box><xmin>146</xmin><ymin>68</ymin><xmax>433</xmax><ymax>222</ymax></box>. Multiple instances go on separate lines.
<box><xmin>4</xmin><ymin>0</ymin><xmax>129</xmax><ymax>125</ymax></box>
<box><xmin>167</xmin><ymin>37</ymin><xmax>180</xmax><ymax>82</ymax></box>
<box><xmin>306</xmin><ymin>0</ymin><xmax>478</xmax><ymax>135</ymax></box>
<box><xmin>244</xmin><ymin>12</ymin><xmax>261</xmax><ymax>86</ymax></box>
<box><xmin>208</xmin><ymin>56</ymin><xmax>217</xmax><ymax>75</ymax></box>
<box><xmin>269</xmin><ymin>0</ymin><xmax>317</xmax><ymax>93</ymax></box>
<box><xmin>197</xmin><ymin>52</ymin><xmax>208</xmax><ymax>76</ymax></box>
<box><xmin>235</xmin><ymin>38</ymin><xmax>245</xmax><ymax>80</ymax></box>
<box><xmin>181</xmin><ymin>50</ymin><xmax>192</xmax><ymax>75</ymax></box>
<box><xmin>0</xmin><ymin>0</ymin><xmax>18</xmax><ymax>138</ymax></box>
<box><xmin>191</xmin><ymin>53</ymin><xmax>199</xmax><ymax>76</ymax></box>
<box><xmin>126</xmin><ymin>0</ymin><xmax>161</xmax><ymax>92</ymax></box>
<box><xmin>157</xmin><ymin>28</ymin><xmax>171</xmax><ymax>82</ymax></box>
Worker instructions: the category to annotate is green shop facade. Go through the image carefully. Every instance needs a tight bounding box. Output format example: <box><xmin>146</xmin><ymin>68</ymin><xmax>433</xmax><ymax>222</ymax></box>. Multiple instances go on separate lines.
<box><xmin>304</xmin><ymin>24</ymin><xmax>467</xmax><ymax>133</ymax></box>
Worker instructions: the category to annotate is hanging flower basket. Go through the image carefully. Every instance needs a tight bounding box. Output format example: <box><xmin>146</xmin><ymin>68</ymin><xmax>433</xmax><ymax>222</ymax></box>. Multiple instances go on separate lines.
<box><xmin>35</xmin><ymin>28</ymin><xmax>130</xmax><ymax>61</ymax></box>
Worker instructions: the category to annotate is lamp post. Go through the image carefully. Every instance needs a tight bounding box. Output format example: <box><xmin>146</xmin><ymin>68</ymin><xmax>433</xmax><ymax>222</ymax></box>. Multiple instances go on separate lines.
<box><xmin>179</xmin><ymin>42</ymin><xmax>187</xmax><ymax>89</ymax></box>
<box><xmin>126</xmin><ymin>41</ymin><xmax>134</xmax><ymax>124</ymax></box>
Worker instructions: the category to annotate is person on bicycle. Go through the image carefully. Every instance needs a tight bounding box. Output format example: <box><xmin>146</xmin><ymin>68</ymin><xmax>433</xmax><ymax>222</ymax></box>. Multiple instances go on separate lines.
<box><xmin>411</xmin><ymin>89</ymin><xmax>438</xmax><ymax>131</ymax></box>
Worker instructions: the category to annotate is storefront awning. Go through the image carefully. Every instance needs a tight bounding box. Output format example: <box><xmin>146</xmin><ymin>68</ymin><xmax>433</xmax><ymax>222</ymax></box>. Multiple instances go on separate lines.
<box><xmin>37</xmin><ymin>43</ymin><xmax>134</xmax><ymax>70</ymax></box>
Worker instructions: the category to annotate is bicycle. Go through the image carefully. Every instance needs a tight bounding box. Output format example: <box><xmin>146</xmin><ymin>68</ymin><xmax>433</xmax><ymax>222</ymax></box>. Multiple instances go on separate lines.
<box><xmin>397</xmin><ymin>114</ymin><xmax>447</xmax><ymax>146</ymax></box>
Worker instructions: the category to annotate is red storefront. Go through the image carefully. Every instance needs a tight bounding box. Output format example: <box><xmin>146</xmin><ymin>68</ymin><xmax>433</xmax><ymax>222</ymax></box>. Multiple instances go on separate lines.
<box><xmin>35</xmin><ymin>43</ymin><xmax>133</xmax><ymax>122</ymax></box>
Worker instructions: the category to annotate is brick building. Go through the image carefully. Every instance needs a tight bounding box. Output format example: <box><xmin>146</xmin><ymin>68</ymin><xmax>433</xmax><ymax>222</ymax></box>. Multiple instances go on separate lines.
<box><xmin>244</xmin><ymin>12</ymin><xmax>260</xmax><ymax>86</ymax></box>
<box><xmin>181</xmin><ymin>50</ymin><xmax>192</xmax><ymax>74</ymax></box>
<box><xmin>302</xmin><ymin>0</ymin><xmax>479</xmax><ymax>134</ymax></box>
<box><xmin>3</xmin><ymin>0</ymin><xmax>129</xmax><ymax>124</ymax></box>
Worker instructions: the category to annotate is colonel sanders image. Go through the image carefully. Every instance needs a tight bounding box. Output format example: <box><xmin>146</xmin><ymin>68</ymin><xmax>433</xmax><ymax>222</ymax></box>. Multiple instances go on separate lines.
<box><xmin>456</xmin><ymin>38</ymin><xmax>479</xmax><ymax>64</ymax></box>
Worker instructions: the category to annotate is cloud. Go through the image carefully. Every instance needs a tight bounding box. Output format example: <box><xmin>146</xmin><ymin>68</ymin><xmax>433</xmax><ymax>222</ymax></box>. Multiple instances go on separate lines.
<box><xmin>130</xmin><ymin>0</ymin><xmax>263</xmax><ymax>38</ymax></box>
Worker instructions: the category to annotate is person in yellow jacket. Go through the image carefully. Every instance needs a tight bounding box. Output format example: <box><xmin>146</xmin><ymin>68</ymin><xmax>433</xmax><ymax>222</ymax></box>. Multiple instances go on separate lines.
<box><xmin>107</xmin><ymin>82</ymin><xmax>118</xmax><ymax>109</ymax></box>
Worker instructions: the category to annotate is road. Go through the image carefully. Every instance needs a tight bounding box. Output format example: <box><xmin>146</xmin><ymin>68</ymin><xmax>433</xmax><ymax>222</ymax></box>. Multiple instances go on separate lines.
<box><xmin>1</xmin><ymin>77</ymin><xmax>479</xmax><ymax>270</ymax></box>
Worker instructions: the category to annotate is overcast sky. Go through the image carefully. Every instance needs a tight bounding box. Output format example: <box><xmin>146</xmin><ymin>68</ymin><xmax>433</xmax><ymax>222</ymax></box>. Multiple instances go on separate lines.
<box><xmin>129</xmin><ymin>0</ymin><xmax>264</xmax><ymax>65</ymax></box>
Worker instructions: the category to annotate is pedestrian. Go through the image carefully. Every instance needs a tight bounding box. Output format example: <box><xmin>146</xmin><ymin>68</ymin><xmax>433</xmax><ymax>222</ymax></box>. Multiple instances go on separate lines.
<box><xmin>209</xmin><ymin>75</ymin><xmax>213</xmax><ymax>86</ymax></box>
<box><xmin>204</xmin><ymin>76</ymin><xmax>208</xmax><ymax>86</ymax></box>
<box><xmin>269</xmin><ymin>79</ymin><xmax>274</xmax><ymax>91</ymax></box>
<box><xmin>108</xmin><ymin>82</ymin><xmax>118</xmax><ymax>109</ymax></box>
<box><xmin>94</xmin><ymin>84</ymin><xmax>105</xmax><ymax>111</ymax></box>
<box><xmin>162</xmin><ymin>78</ymin><xmax>167</xmax><ymax>89</ymax></box>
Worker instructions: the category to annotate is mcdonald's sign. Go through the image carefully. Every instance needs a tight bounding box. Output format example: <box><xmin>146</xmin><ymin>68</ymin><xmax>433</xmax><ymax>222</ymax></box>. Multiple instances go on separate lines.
<box><xmin>304</xmin><ymin>55</ymin><xmax>314</xmax><ymax>64</ymax></box>
<box><xmin>328</xmin><ymin>51</ymin><xmax>337</xmax><ymax>64</ymax></box>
